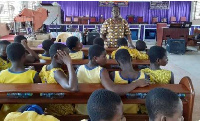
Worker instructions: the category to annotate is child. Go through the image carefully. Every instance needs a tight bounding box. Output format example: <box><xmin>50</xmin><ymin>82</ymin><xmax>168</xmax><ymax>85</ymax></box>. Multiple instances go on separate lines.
<box><xmin>14</xmin><ymin>35</ymin><xmax>40</xmax><ymax>63</ymax></box>
<box><xmin>39</xmin><ymin>43</ymin><xmax>78</xmax><ymax>116</ymax></box>
<box><xmin>4</xmin><ymin>104</ymin><xmax>59</xmax><ymax>121</ymax></box>
<box><xmin>66</xmin><ymin>36</ymin><xmax>84</xmax><ymax>59</ymax></box>
<box><xmin>76</xmin><ymin>45</ymin><xmax>149</xmax><ymax>115</ymax></box>
<box><xmin>93</xmin><ymin>37</ymin><xmax>104</xmax><ymax>47</ymax></box>
<box><xmin>141</xmin><ymin>46</ymin><xmax>174</xmax><ymax>84</ymax></box>
<box><xmin>0</xmin><ymin>40</ymin><xmax>11</xmax><ymax>71</ymax></box>
<box><xmin>39</xmin><ymin>39</ymin><xmax>54</xmax><ymax>60</ymax></box>
<box><xmin>110</xmin><ymin>49</ymin><xmax>147</xmax><ymax>114</ymax></box>
<box><xmin>111</xmin><ymin>38</ymin><xmax>148</xmax><ymax>60</ymax></box>
<box><xmin>146</xmin><ymin>88</ymin><xmax>183</xmax><ymax>121</ymax></box>
<box><xmin>136</xmin><ymin>40</ymin><xmax>147</xmax><ymax>52</ymax></box>
<box><xmin>0</xmin><ymin>43</ymin><xmax>41</xmax><ymax>120</ymax></box>
<box><xmin>87</xmin><ymin>89</ymin><xmax>125</xmax><ymax>121</ymax></box>
<box><xmin>93</xmin><ymin>37</ymin><xmax>110</xmax><ymax>59</ymax></box>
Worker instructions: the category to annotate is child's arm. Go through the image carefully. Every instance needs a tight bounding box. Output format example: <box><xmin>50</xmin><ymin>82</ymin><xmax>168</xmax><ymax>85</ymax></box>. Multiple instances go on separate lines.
<box><xmin>170</xmin><ymin>72</ymin><xmax>174</xmax><ymax>84</ymax></box>
<box><xmin>21</xmin><ymin>40</ymin><xmax>40</xmax><ymax>62</ymax></box>
<box><xmin>101</xmin><ymin>69</ymin><xmax>149</xmax><ymax>95</ymax></box>
<box><xmin>33</xmin><ymin>73</ymin><xmax>41</xmax><ymax>83</ymax></box>
<box><xmin>54</xmin><ymin>50</ymin><xmax>78</xmax><ymax>92</ymax></box>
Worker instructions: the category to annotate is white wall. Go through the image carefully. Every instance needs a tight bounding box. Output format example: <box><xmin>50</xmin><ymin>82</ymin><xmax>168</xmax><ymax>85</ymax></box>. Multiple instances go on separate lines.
<box><xmin>191</xmin><ymin>1</ymin><xmax>200</xmax><ymax>25</ymax></box>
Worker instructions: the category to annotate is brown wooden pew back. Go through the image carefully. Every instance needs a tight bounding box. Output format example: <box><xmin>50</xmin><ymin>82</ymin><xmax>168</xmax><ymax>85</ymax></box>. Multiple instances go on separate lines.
<box><xmin>25</xmin><ymin>59</ymin><xmax>150</xmax><ymax>72</ymax></box>
<box><xmin>0</xmin><ymin>77</ymin><xmax>194</xmax><ymax>121</ymax></box>
<box><xmin>30</xmin><ymin>47</ymin><xmax>117</xmax><ymax>56</ymax></box>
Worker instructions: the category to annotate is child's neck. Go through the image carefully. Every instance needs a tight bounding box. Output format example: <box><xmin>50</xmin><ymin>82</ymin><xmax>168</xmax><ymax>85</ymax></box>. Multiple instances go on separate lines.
<box><xmin>10</xmin><ymin>62</ymin><xmax>25</xmax><ymax>72</ymax></box>
<box><xmin>150</xmin><ymin>63</ymin><xmax>161</xmax><ymax>70</ymax></box>
<box><xmin>70</xmin><ymin>49</ymin><xmax>78</xmax><ymax>53</ymax></box>
<box><xmin>47</xmin><ymin>60</ymin><xmax>62</xmax><ymax>70</ymax></box>
<box><xmin>87</xmin><ymin>60</ymin><xmax>99</xmax><ymax>68</ymax></box>
<box><xmin>120</xmin><ymin>63</ymin><xmax>135</xmax><ymax>72</ymax></box>
<box><xmin>43</xmin><ymin>51</ymin><xmax>50</xmax><ymax>56</ymax></box>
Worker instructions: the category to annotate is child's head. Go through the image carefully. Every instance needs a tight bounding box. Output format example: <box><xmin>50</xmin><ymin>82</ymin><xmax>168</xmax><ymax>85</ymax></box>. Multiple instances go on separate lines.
<box><xmin>87</xmin><ymin>89</ymin><xmax>125</xmax><ymax>121</ymax></box>
<box><xmin>93</xmin><ymin>37</ymin><xmax>104</xmax><ymax>47</ymax></box>
<box><xmin>42</xmin><ymin>39</ymin><xmax>54</xmax><ymax>51</ymax></box>
<box><xmin>88</xmin><ymin>45</ymin><xmax>107</xmax><ymax>66</ymax></box>
<box><xmin>136</xmin><ymin>40</ymin><xmax>147</xmax><ymax>51</ymax></box>
<box><xmin>115</xmin><ymin>49</ymin><xmax>131</xmax><ymax>66</ymax></box>
<box><xmin>117</xmin><ymin>38</ymin><xmax>128</xmax><ymax>47</ymax></box>
<box><xmin>146</xmin><ymin>88</ymin><xmax>183</xmax><ymax>121</ymax></box>
<box><xmin>6</xmin><ymin>43</ymin><xmax>25</xmax><ymax>63</ymax></box>
<box><xmin>66</xmin><ymin>36</ymin><xmax>82</xmax><ymax>51</ymax></box>
<box><xmin>0</xmin><ymin>40</ymin><xmax>11</xmax><ymax>58</ymax></box>
<box><xmin>148</xmin><ymin>46</ymin><xmax>168</xmax><ymax>66</ymax></box>
<box><xmin>14</xmin><ymin>35</ymin><xmax>27</xmax><ymax>43</ymax></box>
<box><xmin>49</xmin><ymin>43</ymin><xmax>69</xmax><ymax>64</ymax></box>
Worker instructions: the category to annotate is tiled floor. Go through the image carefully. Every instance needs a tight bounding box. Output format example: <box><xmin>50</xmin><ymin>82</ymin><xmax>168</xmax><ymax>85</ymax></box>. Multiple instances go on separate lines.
<box><xmin>163</xmin><ymin>51</ymin><xmax>200</xmax><ymax>121</ymax></box>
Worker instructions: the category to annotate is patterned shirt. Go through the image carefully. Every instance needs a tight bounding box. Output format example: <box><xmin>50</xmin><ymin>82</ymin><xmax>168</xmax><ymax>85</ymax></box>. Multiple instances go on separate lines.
<box><xmin>100</xmin><ymin>18</ymin><xmax>131</xmax><ymax>47</ymax></box>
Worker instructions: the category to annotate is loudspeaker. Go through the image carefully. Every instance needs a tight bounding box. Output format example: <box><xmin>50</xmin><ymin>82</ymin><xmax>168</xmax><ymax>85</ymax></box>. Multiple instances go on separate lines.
<box><xmin>166</xmin><ymin>39</ymin><xmax>185</xmax><ymax>54</ymax></box>
<box><xmin>86</xmin><ymin>32</ymin><xmax>100</xmax><ymax>45</ymax></box>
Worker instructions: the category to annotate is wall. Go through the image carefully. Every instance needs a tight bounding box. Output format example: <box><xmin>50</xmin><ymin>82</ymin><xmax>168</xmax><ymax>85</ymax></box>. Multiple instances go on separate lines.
<box><xmin>0</xmin><ymin>23</ymin><xmax>10</xmax><ymax>37</ymax></box>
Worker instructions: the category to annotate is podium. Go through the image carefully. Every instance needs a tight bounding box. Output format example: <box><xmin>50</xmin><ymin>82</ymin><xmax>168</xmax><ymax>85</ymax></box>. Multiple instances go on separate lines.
<box><xmin>156</xmin><ymin>23</ymin><xmax>189</xmax><ymax>46</ymax></box>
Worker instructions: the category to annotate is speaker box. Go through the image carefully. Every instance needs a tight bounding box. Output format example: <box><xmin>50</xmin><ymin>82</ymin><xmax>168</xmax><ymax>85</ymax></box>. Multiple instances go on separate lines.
<box><xmin>166</xmin><ymin>39</ymin><xmax>185</xmax><ymax>54</ymax></box>
<box><xmin>86</xmin><ymin>33</ymin><xmax>100</xmax><ymax>45</ymax></box>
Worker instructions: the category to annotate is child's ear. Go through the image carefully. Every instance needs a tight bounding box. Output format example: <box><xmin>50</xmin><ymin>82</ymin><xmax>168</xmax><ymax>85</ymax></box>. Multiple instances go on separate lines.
<box><xmin>116</xmin><ymin>60</ymin><xmax>121</xmax><ymax>66</ymax></box>
<box><xmin>53</xmin><ymin>54</ymin><xmax>59</xmax><ymax>60</ymax></box>
<box><xmin>156</xmin><ymin>58</ymin><xmax>160</xmax><ymax>63</ymax></box>
<box><xmin>161</xmin><ymin>116</ymin><xmax>167</xmax><ymax>121</ymax></box>
<box><xmin>93</xmin><ymin>56</ymin><xmax>98</xmax><ymax>61</ymax></box>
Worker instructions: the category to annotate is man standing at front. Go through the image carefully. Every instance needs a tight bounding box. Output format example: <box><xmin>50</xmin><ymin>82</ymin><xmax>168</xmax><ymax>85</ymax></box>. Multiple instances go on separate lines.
<box><xmin>100</xmin><ymin>6</ymin><xmax>134</xmax><ymax>48</ymax></box>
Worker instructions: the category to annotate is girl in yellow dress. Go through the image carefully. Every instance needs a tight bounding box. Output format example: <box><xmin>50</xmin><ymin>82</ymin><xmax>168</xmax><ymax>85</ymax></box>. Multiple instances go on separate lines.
<box><xmin>0</xmin><ymin>40</ymin><xmax>11</xmax><ymax>71</ymax></box>
<box><xmin>66</xmin><ymin>36</ymin><xmax>85</xmax><ymax>59</ymax></box>
<box><xmin>0</xmin><ymin>43</ymin><xmax>41</xmax><ymax>120</ymax></box>
<box><xmin>39</xmin><ymin>43</ymin><xmax>78</xmax><ymax>116</ymax></box>
<box><xmin>38</xmin><ymin>39</ymin><xmax>54</xmax><ymax>60</ymax></box>
<box><xmin>110</xmin><ymin>49</ymin><xmax>149</xmax><ymax>114</ymax></box>
<box><xmin>141</xmin><ymin>46</ymin><xmax>174</xmax><ymax>84</ymax></box>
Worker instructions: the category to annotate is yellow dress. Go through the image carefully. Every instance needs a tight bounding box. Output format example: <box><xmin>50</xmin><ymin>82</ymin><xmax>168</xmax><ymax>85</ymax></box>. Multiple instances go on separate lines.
<box><xmin>111</xmin><ymin>46</ymin><xmax>148</xmax><ymax>60</ymax></box>
<box><xmin>38</xmin><ymin>54</ymin><xmax>51</xmax><ymax>60</ymax></box>
<box><xmin>0</xmin><ymin>69</ymin><xmax>37</xmax><ymax>121</ymax></box>
<box><xmin>113</xmin><ymin>71</ymin><xmax>145</xmax><ymax>114</ymax></box>
<box><xmin>0</xmin><ymin>57</ymin><xmax>11</xmax><ymax>71</ymax></box>
<box><xmin>76</xmin><ymin>65</ymin><xmax>103</xmax><ymax>115</ymax></box>
<box><xmin>69</xmin><ymin>51</ymin><xmax>84</xmax><ymax>59</ymax></box>
<box><xmin>39</xmin><ymin>65</ymin><xmax>75</xmax><ymax>116</ymax></box>
<box><xmin>141</xmin><ymin>68</ymin><xmax>171</xmax><ymax>84</ymax></box>
<box><xmin>4</xmin><ymin>111</ymin><xmax>60</xmax><ymax>121</ymax></box>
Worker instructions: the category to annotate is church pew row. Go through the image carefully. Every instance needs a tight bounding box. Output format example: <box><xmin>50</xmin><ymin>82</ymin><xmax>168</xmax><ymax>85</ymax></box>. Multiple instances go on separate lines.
<box><xmin>25</xmin><ymin>59</ymin><xmax>150</xmax><ymax>72</ymax></box>
<box><xmin>0</xmin><ymin>77</ymin><xmax>194</xmax><ymax>121</ymax></box>
<box><xmin>30</xmin><ymin>47</ymin><xmax>117</xmax><ymax>56</ymax></box>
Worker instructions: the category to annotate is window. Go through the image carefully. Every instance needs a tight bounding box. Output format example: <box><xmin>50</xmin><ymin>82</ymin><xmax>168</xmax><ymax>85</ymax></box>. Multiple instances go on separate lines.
<box><xmin>0</xmin><ymin>1</ymin><xmax>40</xmax><ymax>23</ymax></box>
<box><xmin>194</xmin><ymin>1</ymin><xmax>200</xmax><ymax>20</ymax></box>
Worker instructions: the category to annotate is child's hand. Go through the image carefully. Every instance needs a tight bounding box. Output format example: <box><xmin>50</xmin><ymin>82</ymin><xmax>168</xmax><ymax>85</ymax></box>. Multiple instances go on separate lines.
<box><xmin>135</xmin><ymin>79</ymin><xmax>150</xmax><ymax>88</ymax></box>
<box><xmin>57</xmin><ymin>50</ymin><xmax>72</xmax><ymax>65</ymax></box>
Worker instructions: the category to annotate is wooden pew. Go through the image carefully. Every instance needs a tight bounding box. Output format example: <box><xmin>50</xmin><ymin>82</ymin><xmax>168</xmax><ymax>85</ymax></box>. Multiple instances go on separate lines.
<box><xmin>30</xmin><ymin>47</ymin><xmax>117</xmax><ymax>56</ymax></box>
<box><xmin>0</xmin><ymin>77</ymin><xmax>194</xmax><ymax>121</ymax></box>
<box><xmin>25</xmin><ymin>59</ymin><xmax>150</xmax><ymax>72</ymax></box>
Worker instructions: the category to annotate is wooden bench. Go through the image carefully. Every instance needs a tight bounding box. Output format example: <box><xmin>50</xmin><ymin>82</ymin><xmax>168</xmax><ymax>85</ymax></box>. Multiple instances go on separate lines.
<box><xmin>0</xmin><ymin>76</ymin><xmax>194</xmax><ymax>121</ymax></box>
<box><xmin>25</xmin><ymin>59</ymin><xmax>150</xmax><ymax>72</ymax></box>
<box><xmin>30</xmin><ymin>47</ymin><xmax>118</xmax><ymax>56</ymax></box>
